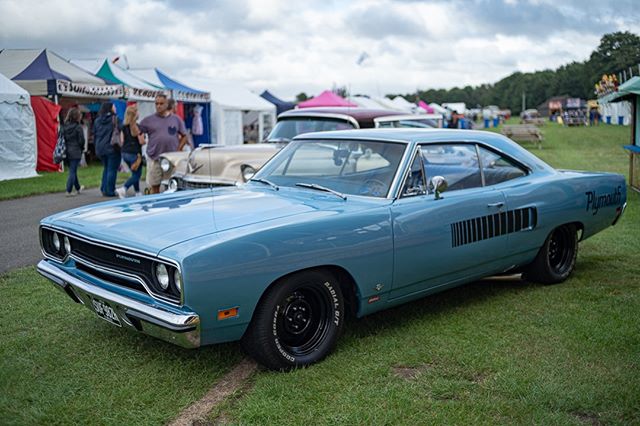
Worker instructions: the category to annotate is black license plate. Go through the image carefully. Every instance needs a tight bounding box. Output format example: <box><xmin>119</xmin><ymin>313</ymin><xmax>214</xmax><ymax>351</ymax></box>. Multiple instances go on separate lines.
<box><xmin>91</xmin><ymin>297</ymin><xmax>121</xmax><ymax>327</ymax></box>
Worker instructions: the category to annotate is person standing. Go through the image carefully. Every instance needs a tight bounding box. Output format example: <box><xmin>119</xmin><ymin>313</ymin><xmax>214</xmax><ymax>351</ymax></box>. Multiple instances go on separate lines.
<box><xmin>93</xmin><ymin>102</ymin><xmax>122</xmax><ymax>197</ymax></box>
<box><xmin>116</xmin><ymin>105</ymin><xmax>145</xmax><ymax>198</ymax></box>
<box><xmin>132</xmin><ymin>95</ymin><xmax>187</xmax><ymax>194</ymax></box>
<box><xmin>62</xmin><ymin>107</ymin><xmax>85</xmax><ymax>197</ymax></box>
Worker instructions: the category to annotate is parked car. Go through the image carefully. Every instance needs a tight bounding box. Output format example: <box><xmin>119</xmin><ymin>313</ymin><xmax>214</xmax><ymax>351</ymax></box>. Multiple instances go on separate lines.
<box><xmin>37</xmin><ymin>129</ymin><xmax>626</xmax><ymax>370</ymax></box>
<box><xmin>374</xmin><ymin>113</ymin><xmax>443</xmax><ymax>129</ymax></box>
<box><xmin>161</xmin><ymin>107</ymin><xmax>413</xmax><ymax>191</ymax></box>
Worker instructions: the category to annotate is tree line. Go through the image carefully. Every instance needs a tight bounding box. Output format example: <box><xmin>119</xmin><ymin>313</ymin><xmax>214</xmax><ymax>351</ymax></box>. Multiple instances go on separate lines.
<box><xmin>390</xmin><ymin>31</ymin><xmax>640</xmax><ymax>114</ymax></box>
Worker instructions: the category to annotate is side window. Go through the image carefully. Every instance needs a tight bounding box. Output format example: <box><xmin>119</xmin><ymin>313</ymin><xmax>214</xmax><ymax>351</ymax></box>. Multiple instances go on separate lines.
<box><xmin>401</xmin><ymin>151</ymin><xmax>426</xmax><ymax>197</ymax></box>
<box><xmin>420</xmin><ymin>144</ymin><xmax>482</xmax><ymax>191</ymax></box>
<box><xmin>477</xmin><ymin>146</ymin><xmax>527</xmax><ymax>186</ymax></box>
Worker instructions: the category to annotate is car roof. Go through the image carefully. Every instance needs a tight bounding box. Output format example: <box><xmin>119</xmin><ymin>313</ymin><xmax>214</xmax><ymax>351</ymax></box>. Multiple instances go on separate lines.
<box><xmin>293</xmin><ymin>128</ymin><xmax>555</xmax><ymax>172</ymax></box>
<box><xmin>294</xmin><ymin>128</ymin><xmax>498</xmax><ymax>143</ymax></box>
<box><xmin>278</xmin><ymin>107</ymin><xmax>404</xmax><ymax>127</ymax></box>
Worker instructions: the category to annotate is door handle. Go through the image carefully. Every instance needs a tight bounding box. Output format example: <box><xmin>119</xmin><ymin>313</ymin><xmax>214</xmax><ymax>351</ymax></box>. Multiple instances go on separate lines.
<box><xmin>487</xmin><ymin>202</ymin><xmax>504</xmax><ymax>208</ymax></box>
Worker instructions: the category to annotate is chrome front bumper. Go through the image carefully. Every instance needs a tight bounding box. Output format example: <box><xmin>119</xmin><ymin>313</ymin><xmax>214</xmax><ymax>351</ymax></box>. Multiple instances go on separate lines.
<box><xmin>37</xmin><ymin>260</ymin><xmax>201</xmax><ymax>348</ymax></box>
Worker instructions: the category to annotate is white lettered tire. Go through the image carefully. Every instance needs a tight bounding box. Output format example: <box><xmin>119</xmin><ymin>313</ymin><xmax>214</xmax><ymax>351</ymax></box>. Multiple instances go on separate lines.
<box><xmin>241</xmin><ymin>270</ymin><xmax>344</xmax><ymax>371</ymax></box>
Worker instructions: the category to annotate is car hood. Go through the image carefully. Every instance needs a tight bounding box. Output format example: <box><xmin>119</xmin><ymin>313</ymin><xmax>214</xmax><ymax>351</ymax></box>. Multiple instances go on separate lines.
<box><xmin>43</xmin><ymin>186</ymin><xmax>385</xmax><ymax>255</ymax></box>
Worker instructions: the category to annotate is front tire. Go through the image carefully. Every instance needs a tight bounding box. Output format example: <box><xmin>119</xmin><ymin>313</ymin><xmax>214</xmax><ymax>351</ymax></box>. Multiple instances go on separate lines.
<box><xmin>241</xmin><ymin>270</ymin><xmax>344</xmax><ymax>371</ymax></box>
<box><xmin>524</xmin><ymin>224</ymin><xmax>578</xmax><ymax>284</ymax></box>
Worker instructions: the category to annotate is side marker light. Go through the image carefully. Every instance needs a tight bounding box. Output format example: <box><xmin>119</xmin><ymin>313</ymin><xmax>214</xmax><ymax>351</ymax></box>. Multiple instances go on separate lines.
<box><xmin>218</xmin><ymin>307</ymin><xmax>239</xmax><ymax>320</ymax></box>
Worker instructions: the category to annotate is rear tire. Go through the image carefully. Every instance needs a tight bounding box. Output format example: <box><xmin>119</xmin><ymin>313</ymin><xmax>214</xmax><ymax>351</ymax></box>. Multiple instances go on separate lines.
<box><xmin>241</xmin><ymin>270</ymin><xmax>344</xmax><ymax>371</ymax></box>
<box><xmin>523</xmin><ymin>224</ymin><xmax>578</xmax><ymax>284</ymax></box>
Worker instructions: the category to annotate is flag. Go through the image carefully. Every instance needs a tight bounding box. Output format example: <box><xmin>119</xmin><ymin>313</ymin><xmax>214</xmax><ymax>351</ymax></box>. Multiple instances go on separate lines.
<box><xmin>356</xmin><ymin>51</ymin><xmax>370</xmax><ymax>66</ymax></box>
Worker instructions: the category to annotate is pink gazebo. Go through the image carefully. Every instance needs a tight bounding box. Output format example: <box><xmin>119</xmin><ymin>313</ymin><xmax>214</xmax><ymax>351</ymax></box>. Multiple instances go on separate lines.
<box><xmin>298</xmin><ymin>90</ymin><xmax>357</xmax><ymax>108</ymax></box>
<box><xmin>418</xmin><ymin>100</ymin><xmax>435</xmax><ymax>113</ymax></box>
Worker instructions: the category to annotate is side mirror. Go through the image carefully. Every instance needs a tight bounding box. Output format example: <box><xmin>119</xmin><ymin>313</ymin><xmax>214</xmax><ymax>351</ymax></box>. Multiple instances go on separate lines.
<box><xmin>431</xmin><ymin>176</ymin><xmax>448</xmax><ymax>199</ymax></box>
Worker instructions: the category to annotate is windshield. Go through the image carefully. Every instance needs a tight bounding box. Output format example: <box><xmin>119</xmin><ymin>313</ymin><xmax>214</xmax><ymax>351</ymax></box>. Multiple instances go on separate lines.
<box><xmin>266</xmin><ymin>117</ymin><xmax>356</xmax><ymax>141</ymax></box>
<box><xmin>377</xmin><ymin>119</ymin><xmax>437</xmax><ymax>128</ymax></box>
<box><xmin>254</xmin><ymin>139</ymin><xmax>407</xmax><ymax>198</ymax></box>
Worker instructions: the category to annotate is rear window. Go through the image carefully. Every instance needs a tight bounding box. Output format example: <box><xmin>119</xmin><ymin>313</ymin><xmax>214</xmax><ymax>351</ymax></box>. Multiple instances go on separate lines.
<box><xmin>266</xmin><ymin>118</ymin><xmax>355</xmax><ymax>141</ymax></box>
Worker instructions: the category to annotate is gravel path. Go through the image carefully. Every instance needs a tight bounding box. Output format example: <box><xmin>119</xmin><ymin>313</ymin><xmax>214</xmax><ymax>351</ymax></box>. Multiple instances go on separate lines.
<box><xmin>0</xmin><ymin>188</ymin><xmax>139</xmax><ymax>273</ymax></box>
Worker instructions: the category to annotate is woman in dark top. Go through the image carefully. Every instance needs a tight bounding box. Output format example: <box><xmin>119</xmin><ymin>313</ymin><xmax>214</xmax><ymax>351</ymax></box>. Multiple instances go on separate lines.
<box><xmin>116</xmin><ymin>105</ymin><xmax>145</xmax><ymax>198</ymax></box>
<box><xmin>63</xmin><ymin>108</ymin><xmax>85</xmax><ymax>196</ymax></box>
<box><xmin>93</xmin><ymin>102</ymin><xmax>121</xmax><ymax>197</ymax></box>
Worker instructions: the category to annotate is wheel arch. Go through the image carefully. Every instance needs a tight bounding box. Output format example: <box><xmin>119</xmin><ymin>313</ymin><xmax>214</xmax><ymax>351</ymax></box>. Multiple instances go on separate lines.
<box><xmin>242</xmin><ymin>264</ymin><xmax>360</xmax><ymax>334</ymax></box>
<box><xmin>560</xmin><ymin>221</ymin><xmax>584</xmax><ymax>241</ymax></box>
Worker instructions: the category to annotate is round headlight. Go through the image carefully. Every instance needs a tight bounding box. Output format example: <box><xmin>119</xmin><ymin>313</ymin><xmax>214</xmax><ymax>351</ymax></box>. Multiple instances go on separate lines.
<box><xmin>168</xmin><ymin>178</ymin><xmax>178</xmax><ymax>191</ymax></box>
<box><xmin>155</xmin><ymin>263</ymin><xmax>170</xmax><ymax>290</ymax></box>
<box><xmin>63</xmin><ymin>236</ymin><xmax>71</xmax><ymax>254</ymax></box>
<box><xmin>52</xmin><ymin>233</ymin><xmax>61</xmax><ymax>251</ymax></box>
<box><xmin>241</xmin><ymin>165</ymin><xmax>256</xmax><ymax>182</ymax></box>
<box><xmin>160</xmin><ymin>158</ymin><xmax>171</xmax><ymax>173</ymax></box>
<box><xmin>173</xmin><ymin>269</ymin><xmax>182</xmax><ymax>294</ymax></box>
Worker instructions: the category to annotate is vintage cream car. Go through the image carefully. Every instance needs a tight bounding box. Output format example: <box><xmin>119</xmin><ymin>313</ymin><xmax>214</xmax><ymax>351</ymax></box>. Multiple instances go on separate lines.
<box><xmin>160</xmin><ymin>107</ymin><xmax>437</xmax><ymax>191</ymax></box>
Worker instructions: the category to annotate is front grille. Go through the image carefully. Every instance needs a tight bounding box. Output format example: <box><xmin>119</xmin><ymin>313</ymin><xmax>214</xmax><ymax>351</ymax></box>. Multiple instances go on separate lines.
<box><xmin>76</xmin><ymin>261</ymin><xmax>146</xmax><ymax>293</ymax></box>
<box><xmin>72</xmin><ymin>238</ymin><xmax>153</xmax><ymax>278</ymax></box>
<box><xmin>181</xmin><ymin>180</ymin><xmax>214</xmax><ymax>190</ymax></box>
<box><xmin>41</xmin><ymin>226</ymin><xmax>181</xmax><ymax>305</ymax></box>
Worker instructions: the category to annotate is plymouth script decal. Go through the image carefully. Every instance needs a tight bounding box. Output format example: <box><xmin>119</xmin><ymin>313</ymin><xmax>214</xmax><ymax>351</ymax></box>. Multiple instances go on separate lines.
<box><xmin>585</xmin><ymin>186</ymin><xmax>622</xmax><ymax>215</ymax></box>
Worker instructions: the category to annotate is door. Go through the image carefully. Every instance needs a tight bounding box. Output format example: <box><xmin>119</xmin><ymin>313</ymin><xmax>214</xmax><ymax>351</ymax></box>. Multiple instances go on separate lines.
<box><xmin>390</xmin><ymin>143</ymin><xmax>509</xmax><ymax>300</ymax></box>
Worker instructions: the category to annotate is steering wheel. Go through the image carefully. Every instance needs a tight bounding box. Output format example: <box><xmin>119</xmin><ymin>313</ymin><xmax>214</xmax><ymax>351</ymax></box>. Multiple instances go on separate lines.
<box><xmin>360</xmin><ymin>179</ymin><xmax>386</xmax><ymax>197</ymax></box>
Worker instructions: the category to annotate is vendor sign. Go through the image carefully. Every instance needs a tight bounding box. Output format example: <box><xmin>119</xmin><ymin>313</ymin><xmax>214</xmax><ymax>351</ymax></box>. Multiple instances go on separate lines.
<box><xmin>172</xmin><ymin>90</ymin><xmax>210</xmax><ymax>102</ymax></box>
<box><xmin>124</xmin><ymin>87</ymin><xmax>170</xmax><ymax>102</ymax></box>
<box><xmin>56</xmin><ymin>80</ymin><xmax>124</xmax><ymax>99</ymax></box>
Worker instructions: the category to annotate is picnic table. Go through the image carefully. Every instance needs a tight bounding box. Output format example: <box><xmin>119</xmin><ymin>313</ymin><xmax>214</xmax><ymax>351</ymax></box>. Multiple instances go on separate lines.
<box><xmin>501</xmin><ymin>124</ymin><xmax>543</xmax><ymax>149</ymax></box>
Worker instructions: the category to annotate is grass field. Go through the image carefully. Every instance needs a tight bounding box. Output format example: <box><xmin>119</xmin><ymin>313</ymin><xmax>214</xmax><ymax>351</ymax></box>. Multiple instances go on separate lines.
<box><xmin>0</xmin><ymin>163</ymin><xmax>134</xmax><ymax>201</ymax></box>
<box><xmin>0</xmin><ymin>122</ymin><xmax>638</xmax><ymax>425</ymax></box>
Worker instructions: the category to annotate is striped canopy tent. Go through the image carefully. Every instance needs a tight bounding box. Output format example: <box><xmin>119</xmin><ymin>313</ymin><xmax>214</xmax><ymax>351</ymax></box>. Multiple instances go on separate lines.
<box><xmin>129</xmin><ymin>68</ymin><xmax>212</xmax><ymax>145</ymax></box>
<box><xmin>0</xmin><ymin>49</ymin><xmax>120</xmax><ymax>98</ymax></box>
<box><xmin>604</xmin><ymin>76</ymin><xmax>640</xmax><ymax>191</ymax></box>
<box><xmin>0</xmin><ymin>49</ymin><xmax>122</xmax><ymax>172</ymax></box>
<box><xmin>71</xmin><ymin>59</ymin><xmax>167</xmax><ymax>102</ymax></box>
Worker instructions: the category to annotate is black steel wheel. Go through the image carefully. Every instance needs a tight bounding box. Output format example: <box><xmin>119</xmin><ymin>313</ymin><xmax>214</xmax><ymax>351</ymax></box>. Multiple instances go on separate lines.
<box><xmin>241</xmin><ymin>270</ymin><xmax>344</xmax><ymax>371</ymax></box>
<box><xmin>524</xmin><ymin>224</ymin><xmax>578</xmax><ymax>284</ymax></box>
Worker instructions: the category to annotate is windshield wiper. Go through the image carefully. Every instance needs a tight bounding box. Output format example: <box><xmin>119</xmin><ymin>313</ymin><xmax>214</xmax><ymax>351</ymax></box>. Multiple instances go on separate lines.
<box><xmin>295</xmin><ymin>183</ymin><xmax>347</xmax><ymax>200</ymax></box>
<box><xmin>250</xmin><ymin>178</ymin><xmax>279</xmax><ymax>191</ymax></box>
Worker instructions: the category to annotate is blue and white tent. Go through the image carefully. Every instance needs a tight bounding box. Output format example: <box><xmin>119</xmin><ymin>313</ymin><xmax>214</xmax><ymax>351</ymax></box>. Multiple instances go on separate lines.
<box><xmin>130</xmin><ymin>68</ymin><xmax>212</xmax><ymax>145</ymax></box>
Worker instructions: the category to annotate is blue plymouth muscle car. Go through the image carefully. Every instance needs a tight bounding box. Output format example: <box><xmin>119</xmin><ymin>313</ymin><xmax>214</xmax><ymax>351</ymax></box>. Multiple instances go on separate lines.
<box><xmin>38</xmin><ymin>129</ymin><xmax>627</xmax><ymax>370</ymax></box>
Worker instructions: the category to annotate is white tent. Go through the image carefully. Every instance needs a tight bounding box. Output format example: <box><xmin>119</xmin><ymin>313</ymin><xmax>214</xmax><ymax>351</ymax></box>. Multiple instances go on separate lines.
<box><xmin>351</xmin><ymin>96</ymin><xmax>387</xmax><ymax>109</ymax></box>
<box><xmin>371</xmin><ymin>96</ymin><xmax>401</xmax><ymax>110</ymax></box>
<box><xmin>0</xmin><ymin>72</ymin><xmax>37</xmax><ymax>181</ymax></box>
<box><xmin>206</xmin><ymin>82</ymin><xmax>276</xmax><ymax>145</ymax></box>
<box><xmin>391</xmin><ymin>96</ymin><xmax>416</xmax><ymax>112</ymax></box>
<box><xmin>442</xmin><ymin>102</ymin><xmax>467</xmax><ymax>114</ymax></box>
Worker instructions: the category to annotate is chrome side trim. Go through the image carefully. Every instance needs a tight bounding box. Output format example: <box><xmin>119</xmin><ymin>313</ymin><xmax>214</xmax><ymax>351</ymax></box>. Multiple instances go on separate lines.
<box><xmin>37</xmin><ymin>260</ymin><xmax>200</xmax><ymax>348</ymax></box>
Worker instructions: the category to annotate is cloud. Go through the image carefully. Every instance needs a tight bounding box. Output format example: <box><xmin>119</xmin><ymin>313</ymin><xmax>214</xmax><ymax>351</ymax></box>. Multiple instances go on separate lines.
<box><xmin>0</xmin><ymin>0</ymin><xmax>637</xmax><ymax>99</ymax></box>
<box><xmin>348</xmin><ymin>3</ymin><xmax>428</xmax><ymax>39</ymax></box>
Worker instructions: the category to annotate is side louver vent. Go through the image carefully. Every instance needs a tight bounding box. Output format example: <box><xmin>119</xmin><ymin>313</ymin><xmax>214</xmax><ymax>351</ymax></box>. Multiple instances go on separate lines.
<box><xmin>451</xmin><ymin>207</ymin><xmax>537</xmax><ymax>248</ymax></box>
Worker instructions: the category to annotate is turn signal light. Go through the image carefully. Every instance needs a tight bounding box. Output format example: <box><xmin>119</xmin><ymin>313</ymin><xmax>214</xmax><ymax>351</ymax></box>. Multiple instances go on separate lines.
<box><xmin>217</xmin><ymin>307</ymin><xmax>239</xmax><ymax>320</ymax></box>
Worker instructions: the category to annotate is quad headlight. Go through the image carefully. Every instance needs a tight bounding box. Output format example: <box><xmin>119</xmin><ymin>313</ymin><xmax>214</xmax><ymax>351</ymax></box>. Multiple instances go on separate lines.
<box><xmin>160</xmin><ymin>158</ymin><xmax>172</xmax><ymax>173</ymax></box>
<box><xmin>155</xmin><ymin>263</ymin><xmax>170</xmax><ymax>290</ymax></box>
<box><xmin>153</xmin><ymin>261</ymin><xmax>183</xmax><ymax>299</ymax></box>
<box><xmin>44</xmin><ymin>230</ymin><xmax>71</xmax><ymax>260</ymax></box>
<box><xmin>52</xmin><ymin>232</ymin><xmax>61</xmax><ymax>251</ymax></box>
<box><xmin>173</xmin><ymin>269</ymin><xmax>182</xmax><ymax>295</ymax></box>
<box><xmin>241</xmin><ymin>165</ymin><xmax>256</xmax><ymax>182</ymax></box>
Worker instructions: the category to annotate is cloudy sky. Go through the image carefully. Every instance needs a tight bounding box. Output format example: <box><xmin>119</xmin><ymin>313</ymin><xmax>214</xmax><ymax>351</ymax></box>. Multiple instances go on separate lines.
<box><xmin>1</xmin><ymin>0</ymin><xmax>639</xmax><ymax>100</ymax></box>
